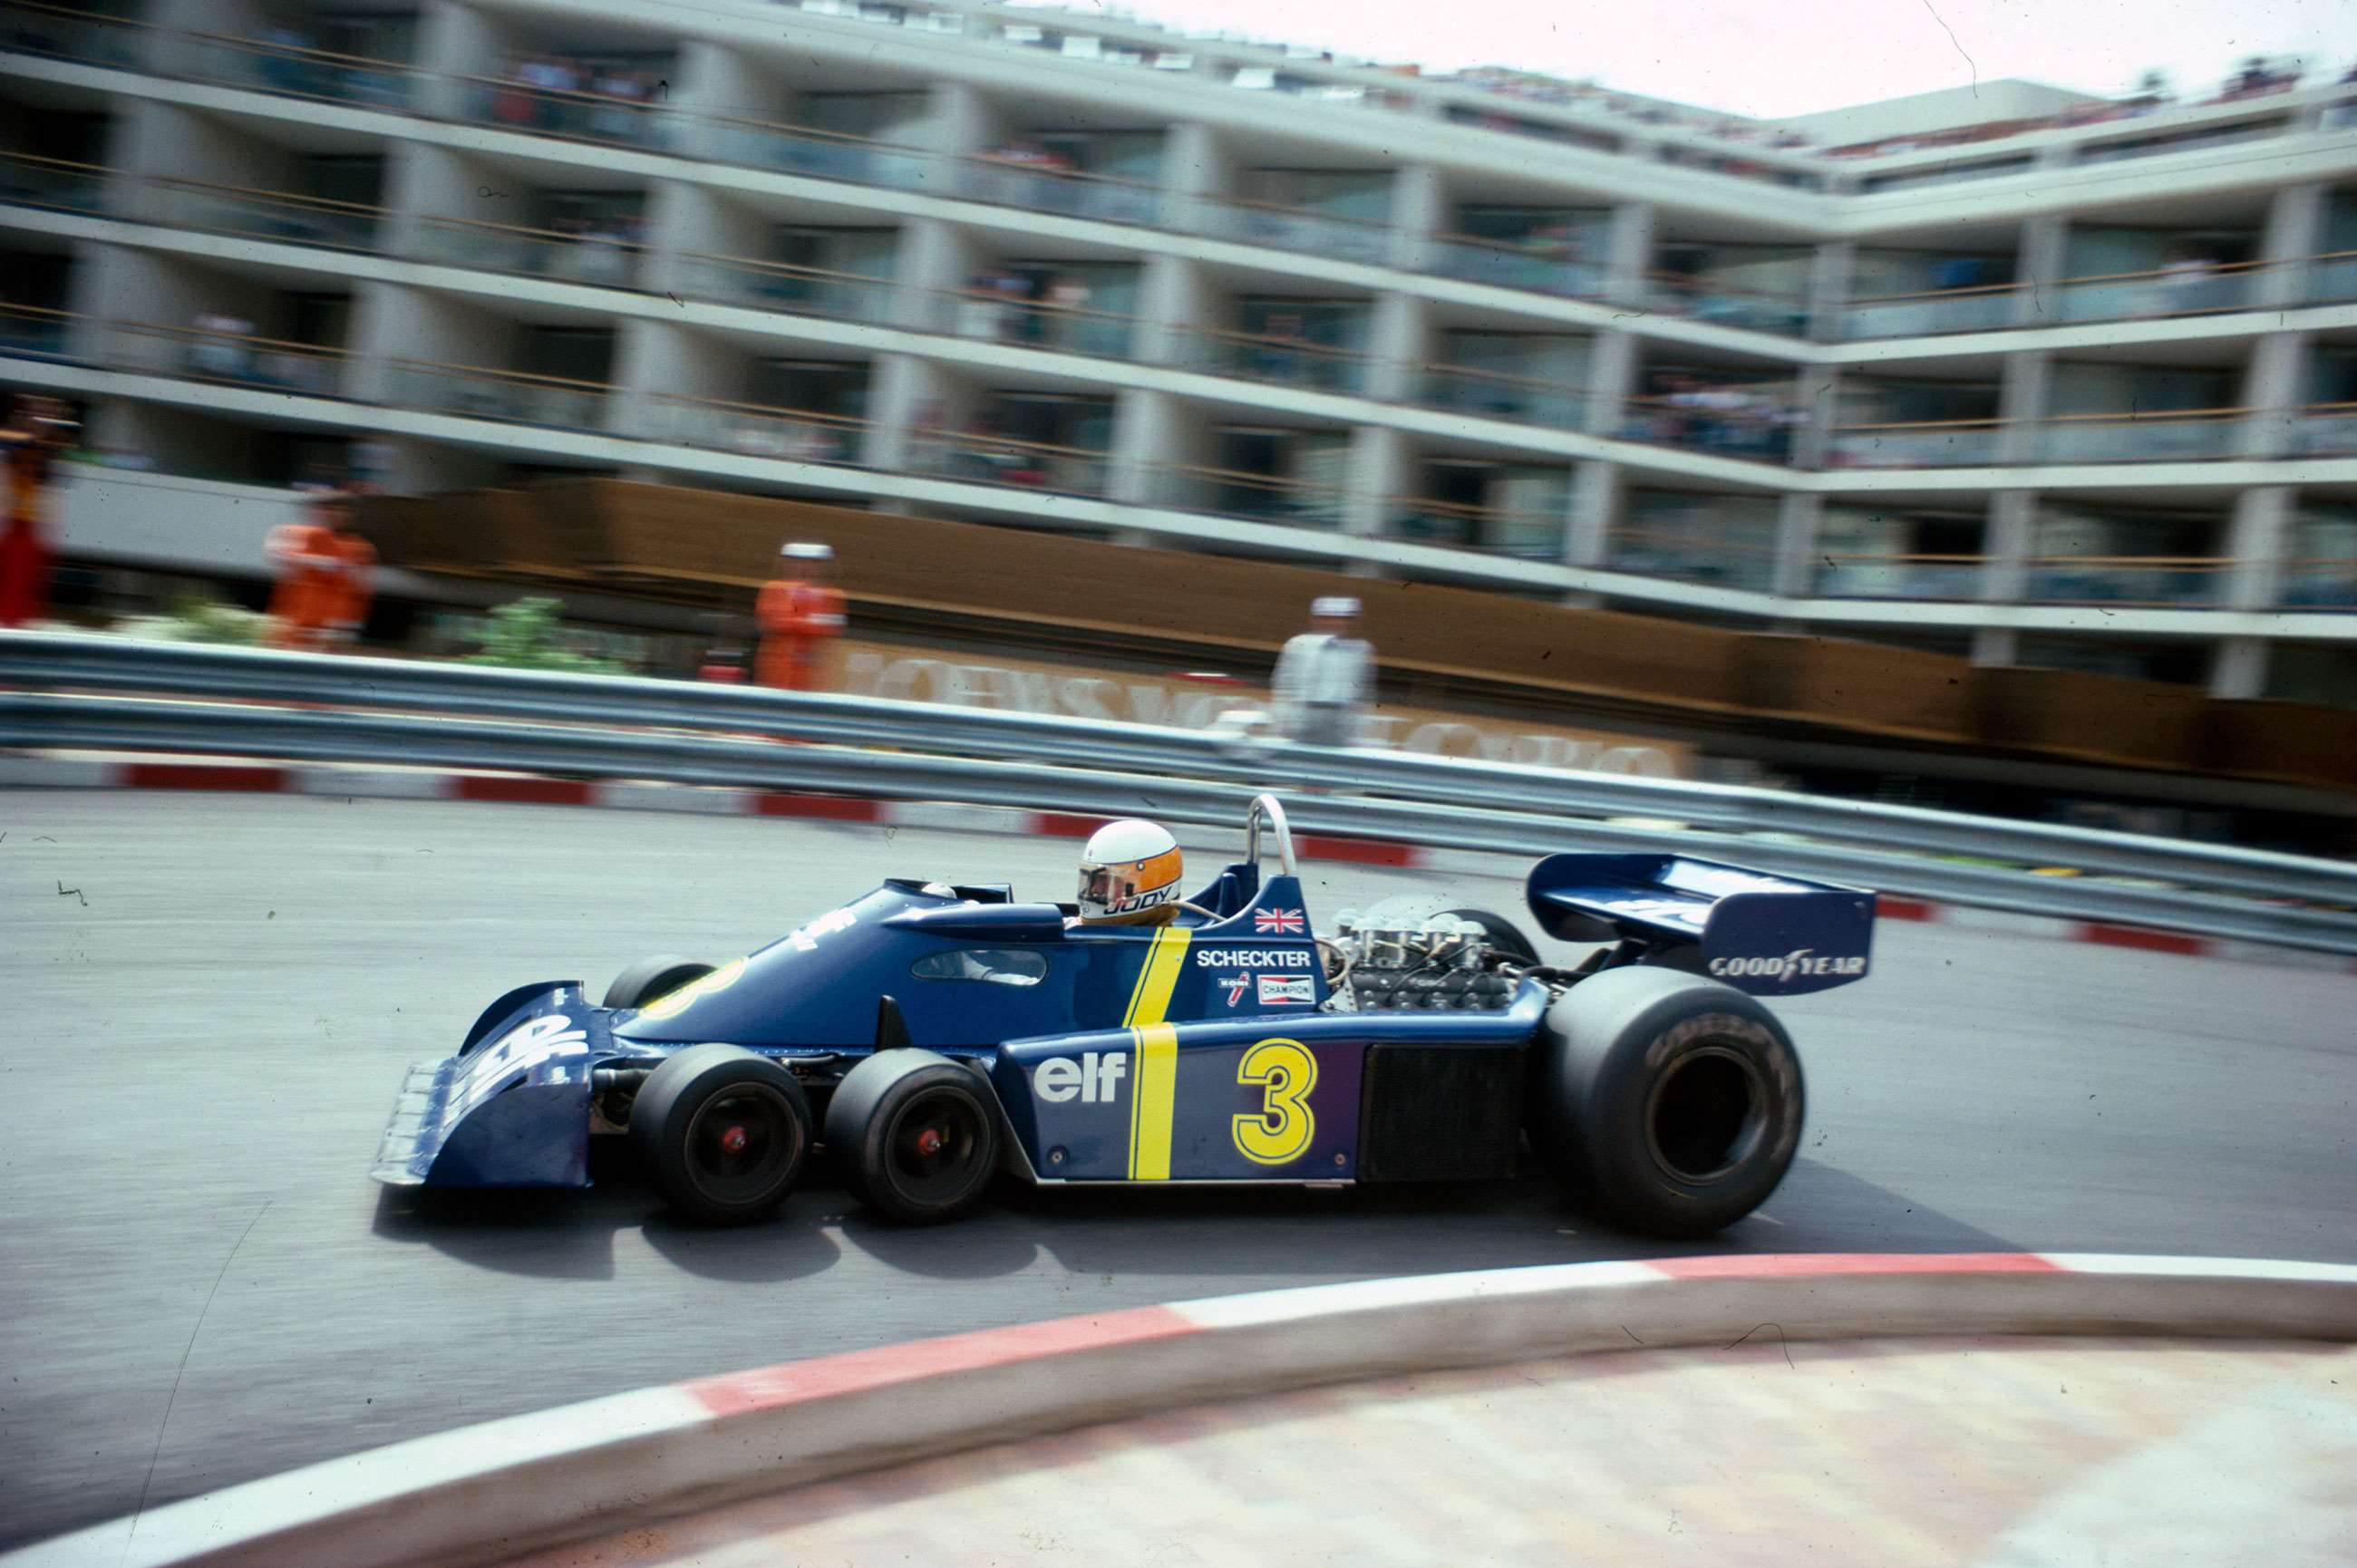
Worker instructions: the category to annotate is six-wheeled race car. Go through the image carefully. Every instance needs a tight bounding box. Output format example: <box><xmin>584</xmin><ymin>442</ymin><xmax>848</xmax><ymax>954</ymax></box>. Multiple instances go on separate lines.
<box><xmin>374</xmin><ymin>797</ymin><xmax>1875</xmax><ymax>1236</ymax></box>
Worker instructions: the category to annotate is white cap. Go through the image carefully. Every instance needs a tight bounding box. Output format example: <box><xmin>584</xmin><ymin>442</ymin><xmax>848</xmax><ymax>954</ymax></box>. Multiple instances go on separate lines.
<box><xmin>1310</xmin><ymin>595</ymin><xmax>1360</xmax><ymax>618</ymax></box>
<box><xmin>781</xmin><ymin>541</ymin><xmax>834</xmax><ymax>561</ymax></box>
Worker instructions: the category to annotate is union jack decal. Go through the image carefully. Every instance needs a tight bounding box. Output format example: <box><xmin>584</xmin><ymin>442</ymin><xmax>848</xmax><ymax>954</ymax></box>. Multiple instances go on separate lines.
<box><xmin>1254</xmin><ymin>908</ymin><xmax>1305</xmax><ymax>935</ymax></box>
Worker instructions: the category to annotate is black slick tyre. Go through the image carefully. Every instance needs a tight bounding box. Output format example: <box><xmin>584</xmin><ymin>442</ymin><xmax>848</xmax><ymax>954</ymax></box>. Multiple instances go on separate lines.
<box><xmin>1440</xmin><ymin>907</ymin><xmax>1541</xmax><ymax>964</ymax></box>
<box><xmin>630</xmin><ymin>1043</ymin><xmax>813</xmax><ymax>1224</ymax></box>
<box><xmin>603</xmin><ymin>956</ymin><xmax>713</xmax><ymax>1011</ymax></box>
<box><xmin>825</xmin><ymin>1051</ymin><xmax>1001</xmax><ymax>1225</ymax></box>
<box><xmin>1528</xmin><ymin>966</ymin><xmax>1803</xmax><ymax>1238</ymax></box>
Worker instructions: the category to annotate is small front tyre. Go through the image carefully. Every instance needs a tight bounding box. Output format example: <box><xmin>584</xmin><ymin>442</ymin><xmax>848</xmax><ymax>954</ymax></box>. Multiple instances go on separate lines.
<box><xmin>826</xmin><ymin>1051</ymin><xmax>1001</xmax><ymax>1225</ymax></box>
<box><xmin>603</xmin><ymin>955</ymin><xmax>713</xmax><ymax>1011</ymax></box>
<box><xmin>1529</xmin><ymin>966</ymin><xmax>1804</xmax><ymax>1238</ymax></box>
<box><xmin>631</xmin><ymin>1043</ymin><xmax>813</xmax><ymax>1224</ymax></box>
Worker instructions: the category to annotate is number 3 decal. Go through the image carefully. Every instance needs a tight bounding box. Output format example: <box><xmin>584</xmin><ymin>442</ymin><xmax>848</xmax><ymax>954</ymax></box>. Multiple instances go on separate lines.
<box><xmin>1232</xmin><ymin>1038</ymin><xmax>1318</xmax><ymax>1166</ymax></box>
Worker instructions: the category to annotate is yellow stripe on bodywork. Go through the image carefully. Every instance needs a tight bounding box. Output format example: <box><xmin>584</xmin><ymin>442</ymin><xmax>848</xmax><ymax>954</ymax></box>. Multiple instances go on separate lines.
<box><xmin>1121</xmin><ymin>926</ymin><xmax>1192</xmax><ymax>1028</ymax></box>
<box><xmin>1126</xmin><ymin>1023</ymin><xmax>1179</xmax><ymax>1180</ymax></box>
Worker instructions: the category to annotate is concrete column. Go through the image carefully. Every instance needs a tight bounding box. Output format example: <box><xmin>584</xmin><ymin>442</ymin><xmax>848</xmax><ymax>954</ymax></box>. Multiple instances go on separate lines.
<box><xmin>1770</xmin><ymin>492</ymin><xmax>1821</xmax><ymax>598</ymax></box>
<box><xmin>1366</xmin><ymin>291</ymin><xmax>1429</xmax><ymax>402</ymax></box>
<box><xmin>1789</xmin><ymin>365</ymin><xmax>1839</xmax><ymax>469</ymax></box>
<box><xmin>1806</xmin><ymin>240</ymin><xmax>1854</xmax><ymax>343</ymax></box>
<box><xmin>1345</xmin><ymin>424</ymin><xmax>1411</xmax><ymax>539</ymax></box>
<box><xmin>1978</xmin><ymin>489</ymin><xmax>2036</xmax><ymax>616</ymax></box>
<box><xmin>413</xmin><ymin>0</ymin><xmax>509</xmax><ymax>120</ymax></box>
<box><xmin>350</xmin><ymin>280</ymin><xmax>519</xmax><ymax>406</ymax></box>
<box><xmin>611</xmin><ymin>320</ymin><xmax>745</xmax><ymax>440</ymax></box>
<box><xmin>2254</xmin><ymin>183</ymin><xmax>2327</xmax><ymax>309</ymax></box>
<box><xmin>890</xmin><ymin>217</ymin><xmax>980</xmax><ymax>334</ymax></box>
<box><xmin>2013</xmin><ymin>215</ymin><xmax>2069</xmax><ymax>326</ymax></box>
<box><xmin>2237</xmin><ymin>331</ymin><xmax>2312</xmax><ymax>460</ymax></box>
<box><xmin>1995</xmin><ymin>349</ymin><xmax>2053</xmax><ymax>464</ymax></box>
<box><xmin>1110</xmin><ymin>388</ymin><xmax>1214</xmax><ymax>516</ymax></box>
<box><xmin>2222</xmin><ymin>485</ymin><xmax>2294</xmax><ymax>611</ymax></box>
<box><xmin>2209</xmin><ymin>638</ymin><xmax>2269</xmax><ymax>700</ymax></box>
<box><xmin>1600</xmin><ymin>201</ymin><xmax>1655</xmax><ymax>308</ymax></box>
<box><xmin>380</xmin><ymin>141</ymin><xmax>509</xmax><ymax>265</ymax></box>
<box><xmin>919</xmin><ymin>81</ymin><xmax>1006</xmax><ymax>158</ymax></box>
<box><xmin>1136</xmin><ymin>251</ymin><xmax>1218</xmax><ymax>367</ymax></box>
<box><xmin>1388</xmin><ymin>164</ymin><xmax>1444</xmax><ymax>274</ymax></box>
<box><xmin>673</xmin><ymin>39</ymin><xmax>771</xmax><ymax>124</ymax></box>
<box><xmin>1164</xmin><ymin>122</ymin><xmax>1236</xmax><ymax>235</ymax></box>
<box><xmin>863</xmin><ymin>353</ymin><xmax>975</xmax><ymax>473</ymax></box>
<box><xmin>1565</xmin><ymin>459</ymin><xmax>1618</xmax><ymax>568</ymax></box>
<box><xmin>1581</xmin><ymin>329</ymin><xmax>1640</xmax><ymax>438</ymax></box>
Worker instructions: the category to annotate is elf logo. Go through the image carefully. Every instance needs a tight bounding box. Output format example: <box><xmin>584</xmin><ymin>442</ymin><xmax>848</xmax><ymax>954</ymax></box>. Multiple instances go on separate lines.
<box><xmin>1033</xmin><ymin>1050</ymin><xmax>1129</xmax><ymax>1104</ymax></box>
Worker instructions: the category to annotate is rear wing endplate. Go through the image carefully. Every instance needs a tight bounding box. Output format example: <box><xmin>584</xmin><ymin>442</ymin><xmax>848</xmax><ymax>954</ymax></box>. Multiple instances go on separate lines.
<box><xmin>1526</xmin><ymin>853</ymin><xmax>1875</xmax><ymax>997</ymax></box>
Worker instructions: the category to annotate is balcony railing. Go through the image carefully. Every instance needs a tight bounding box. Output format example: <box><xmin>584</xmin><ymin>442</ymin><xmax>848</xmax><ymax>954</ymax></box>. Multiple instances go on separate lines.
<box><xmin>1186</xmin><ymin>194</ymin><xmax>1395</xmax><ymax>266</ymax></box>
<box><xmin>0</xmin><ymin>149</ymin><xmax>111</xmax><ymax>214</ymax></box>
<box><xmin>149</xmin><ymin>174</ymin><xmax>384</xmax><ymax>252</ymax></box>
<box><xmin>2307</xmin><ymin>250</ymin><xmax>2357</xmax><ymax>306</ymax></box>
<box><xmin>410</xmin><ymin>214</ymin><xmax>645</xmax><ymax>289</ymax></box>
<box><xmin>2053</xmin><ymin>261</ymin><xmax>2262</xmax><ymax>323</ymax></box>
<box><xmin>676</xmin><ymin>253</ymin><xmax>898</xmax><ymax>326</ymax></box>
<box><xmin>1605</xmin><ymin>524</ymin><xmax>1780</xmax><ymax>591</ymax></box>
<box><xmin>2295</xmin><ymin>403</ymin><xmax>2357</xmax><ymax>458</ymax></box>
<box><xmin>1168</xmin><ymin>324</ymin><xmax>1371</xmax><ymax>394</ymax></box>
<box><xmin>1144</xmin><ymin>462</ymin><xmax>1353</xmax><ymax>528</ymax></box>
<box><xmin>1813</xmin><ymin>554</ymin><xmax>1985</xmax><ymax>600</ymax></box>
<box><xmin>2036</xmin><ymin>409</ymin><xmax>2249</xmax><ymax>464</ymax></box>
<box><xmin>1839</xmin><ymin>283</ymin><xmax>2018</xmax><ymax>339</ymax></box>
<box><xmin>2021</xmin><ymin>556</ymin><xmax>2233</xmax><ymax>606</ymax></box>
<box><xmin>1413</xmin><ymin>363</ymin><xmax>1586</xmax><ymax>430</ymax></box>
<box><xmin>159</xmin><ymin>27</ymin><xmax>419</xmax><ymax>111</ymax></box>
<box><xmin>1620</xmin><ymin>394</ymin><xmax>1804</xmax><ymax>464</ymax></box>
<box><xmin>0</xmin><ymin>302</ymin><xmax>74</xmax><ymax>360</ymax></box>
<box><xmin>1422</xmin><ymin>233</ymin><xmax>1606</xmax><ymax>299</ymax></box>
<box><xmin>1824</xmin><ymin>419</ymin><xmax>2002</xmax><ymax>469</ymax></box>
<box><xmin>383</xmin><ymin>358</ymin><xmax>612</xmax><ymax>432</ymax></box>
<box><xmin>640</xmin><ymin>392</ymin><xmax>865</xmax><ymax>466</ymax></box>
<box><xmin>102</xmin><ymin>316</ymin><xmax>351</xmax><ymax>396</ymax></box>
<box><xmin>1386</xmin><ymin>497</ymin><xmax>1566</xmax><ymax>558</ymax></box>
<box><xmin>917</xmin><ymin>287</ymin><xmax>1139</xmax><ymax>358</ymax></box>
<box><xmin>1639</xmin><ymin>273</ymin><xmax>1812</xmax><ymax>337</ymax></box>
<box><xmin>907</xmin><ymin>426</ymin><xmax>1111</xmax><ymax>496</ymax></box>
<box><xmin>2280</xmin><ymin>561</ymin><xmax>2357</xmax><ymax>607</ymax></box>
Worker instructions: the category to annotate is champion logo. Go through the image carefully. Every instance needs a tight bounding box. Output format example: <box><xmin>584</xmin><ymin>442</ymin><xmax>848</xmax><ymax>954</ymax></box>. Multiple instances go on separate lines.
<box><xmin>1254</xmin><ymin>909</ymin><xmax>1305</xmax><ymax>934</ymax></box>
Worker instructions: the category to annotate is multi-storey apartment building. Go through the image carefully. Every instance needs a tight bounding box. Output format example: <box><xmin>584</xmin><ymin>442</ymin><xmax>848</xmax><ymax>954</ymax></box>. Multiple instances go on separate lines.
<box><xmin>2</xmin><ymin>0</ymin><xmax>2353</xmax><ymax>707</ymax></box>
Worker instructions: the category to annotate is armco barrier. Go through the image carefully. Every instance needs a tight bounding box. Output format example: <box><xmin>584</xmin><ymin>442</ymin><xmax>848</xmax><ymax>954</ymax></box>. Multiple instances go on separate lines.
<box><xmin>5</xmin><ymin>632</ymin><xmax>2357</xmax><ymax>953</ymax></box>
<box><xmin>9</xmin><ymin>1253</ymin><xmax>2356</xmax><ymax>1568</ymax></box>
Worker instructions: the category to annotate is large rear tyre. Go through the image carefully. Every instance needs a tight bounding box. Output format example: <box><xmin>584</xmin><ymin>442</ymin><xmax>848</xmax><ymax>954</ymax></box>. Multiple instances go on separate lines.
<box><xmin>1528</xmin><ymin>966</ymin><xmax>1803</xmax><ymax>1238</ymax></box>
<box><xmin>602</xmin><ymin>955</ymin><xmax>713</xmax><ymax>1011</ymax></box>
<box><xmin>826</xmin><ymin>1051</ymin><xmax>1001</xmax><ymax>1225</ymax></box>
<box><xmin>631</xmin><ymin>1043</ymin><xmax>813</xmax><ymax>1224</ymax></box>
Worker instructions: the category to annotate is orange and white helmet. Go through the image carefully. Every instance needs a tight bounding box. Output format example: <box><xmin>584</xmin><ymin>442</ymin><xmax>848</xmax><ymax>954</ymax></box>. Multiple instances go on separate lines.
<box><xmin>1076</xmin><ymin>819</ymin><xmax>1183</xmax><ymax>924</ymax></box>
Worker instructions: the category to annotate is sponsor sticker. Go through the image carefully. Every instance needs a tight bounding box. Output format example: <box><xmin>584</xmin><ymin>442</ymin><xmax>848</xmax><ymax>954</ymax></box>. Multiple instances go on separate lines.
<box><xmin>787</xmin><ymin>907</ymin><xmax>858</xmax><ymax>953</ymax></box>
<box><xmin>1256</xmin><ymin>975</ymin><xmax>1315</xmax><ymax>1007</ymax></box>
<box><xmin>1706</xmin><ymin>948</ymin><xmax>1867</xmax><ymax>982</ymax></box>
<box><xmin>1033</xmin><ymin>1050</ymin><xmax>1128</xmax><ymax>1104</ymax></box>
<box><xmin>1195</xmin><ymin>947</ymin><xmax>1316</xmax><ymax>970</ymax></box>
<box><xmin>1221</xmin><ymin>975</ymin><xmax>1252</xmax><ymax>1007</ymax></box>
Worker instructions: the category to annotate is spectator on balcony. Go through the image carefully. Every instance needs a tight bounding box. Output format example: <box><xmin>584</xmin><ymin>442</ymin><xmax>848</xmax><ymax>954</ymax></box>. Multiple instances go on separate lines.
<box><xmin>190</xmin><ymin>311</ymin><xmax>255</xmax><ymax>382</ymax></box>
<box><xmin>1271</xmin><ymin>595</ymin><xmax>1372</xmax><ymax>749</ymax></box>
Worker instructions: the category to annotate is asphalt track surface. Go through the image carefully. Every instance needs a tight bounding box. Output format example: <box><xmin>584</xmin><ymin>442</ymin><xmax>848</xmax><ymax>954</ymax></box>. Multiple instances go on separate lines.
<box><xmin>2</xmin><ymin>792</ymin><xmax>2354</xmax><ymax>1552</ymax></box>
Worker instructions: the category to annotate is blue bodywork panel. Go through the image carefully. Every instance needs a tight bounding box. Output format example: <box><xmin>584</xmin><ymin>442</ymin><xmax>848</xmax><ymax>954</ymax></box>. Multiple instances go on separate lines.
<box><xmin>375</xmin><ymin>841</ymin><xmax>1876</xmax><ymax>1193</ymax></box>
<box><xmin>1525</xmin><ymin>853</ymin><xmax>1875</xmax><ymax>997</ymax></box>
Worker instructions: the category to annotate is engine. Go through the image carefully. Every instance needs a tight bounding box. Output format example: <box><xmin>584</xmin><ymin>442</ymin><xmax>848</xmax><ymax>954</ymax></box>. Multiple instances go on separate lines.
<box><xmin>1327</xmin><ymin>911</ymin><xmax>1523</xmax><ymax>1011</ymax></box>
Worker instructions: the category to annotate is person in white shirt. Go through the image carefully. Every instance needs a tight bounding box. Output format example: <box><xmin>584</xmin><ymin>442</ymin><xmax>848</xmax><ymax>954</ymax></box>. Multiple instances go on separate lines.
<box><xmin>1270</xmin><ymin>595</ymin><xmax>1373</xmax><ymax>748</ymax></box>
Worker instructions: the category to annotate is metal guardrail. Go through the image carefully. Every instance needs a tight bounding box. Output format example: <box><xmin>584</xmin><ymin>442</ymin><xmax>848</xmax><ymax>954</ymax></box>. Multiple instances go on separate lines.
<box><xmin>3</xmin><ymin>632</ymin><xmax>2354</xmax><ymax>953</ymax></box>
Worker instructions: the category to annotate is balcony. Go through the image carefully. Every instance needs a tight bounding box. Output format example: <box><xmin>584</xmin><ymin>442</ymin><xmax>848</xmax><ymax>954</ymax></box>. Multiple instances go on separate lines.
<box><xmin>2281</xmin><ymin>559</ymin><xmax>2357</xmax><ymax>607</ymax></box>
<box><xmin>2052</xmin><ymin>261</ymin><xmax>2260</xmax><ymax>323</ymax></box>
<box><xmin>2294</xmin><ymin>402</ymin><xmax>2357</xmax><ymax>457</ymax></box>
<box><xmin>1620</xmin><ymin>389</ymin><xmax>1804</xmax><ymax>465</ymax></box>
<box><xmin>907</xmin><ymin>425</ymin><xmax>1109</xmax><ymax>496</ymax></box>
<box><xmin>1145</xmin><ymin>462</ymin><xmax>1353</xmax><ymax>528</ymax></box>
<box><xmin>406</xmin><ymin>213</ymin><xmax>644</xmax><ymax>290</ymax></box>
<box><xmin>917</xmin><ymin>285</ymin><xmax>1137</xmax><ymax>359</ymax></box>
<box><xmin>384</xmin><ymin>358</ymin><xmax>609</xmax><ymax>431</ymax></box>
<box><xmin>640</xmin><ymin>392</ymin><xmax>864</xmax><ymax>466</ymax></box>
<box><xmin>0</xmin><ymin>150</ymin><xmax>110</xmax><ymax>215</ymax></box>
<box><xmin>2310</xmin><ymin>250</ymin><xmax>2357</xmax><ymax>306</ymax></box>
<box><xmin>1824</xmin><ymin>419</ymin><xmax>2001</xmax><ymax>469</ymax></box>
<box><xmin>1413</xmin><ymin>363</ymin><xmax>1586</xmax><ymax>430</ymax></box>
<box><xmin>1387</xmin><ymin>496</ymin><xmax>1565</xmax><ymax>559</ymax></box>
<box><xmin>2037</xmin><ymin>409</ymin><xmax>2247</xmax><ymax>463</ymax></box>
<box><xmin>1187</xmin><ymin>194</ymin><xmax>1393</xmax><ymax>267</ymax></box>
<box><xmin>2020</xmin><ymin>556</ymin><xmax>2232</xmax><ymax>606</ymax></box>
<box><xmin>0</xmin><ymin>301</ymin><xmax>73</xmax><ymax>360</ymax></box>
<box><xmin>1422</xmin><ymin>232</ymin><xmax>1605</xmax><ymax>300</ymax></box>
<box><xmin>1839</xmin><ymin>284</ymin><xmax>2017</xmax><ymax>339</ymax></box>
<box><xmin>1168</xmin><ymin>323</ymin><xmax>1370</xmax><ymax>395</ymax></box>
<box><xmin>1813</xmin><ymin>554</ymin><xmax>1985</xmax><ymax>599</ymax></box>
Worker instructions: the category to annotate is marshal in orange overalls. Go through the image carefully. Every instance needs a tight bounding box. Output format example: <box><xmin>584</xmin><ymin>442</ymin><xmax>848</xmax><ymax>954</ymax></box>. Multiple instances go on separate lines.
<box><xmin>0</xmin><ymin>396</ymin><xmax>74</xmax><ymax>630</ymax></box>
<box><xmin>754</xmin><ymin>575</ymin><xmax>847</xmax><ymax>691</ymax></box>
<box><xmin>266</xmin><ymin>503</ymin><xmax>347</xmax><ymax>651</ymax></box>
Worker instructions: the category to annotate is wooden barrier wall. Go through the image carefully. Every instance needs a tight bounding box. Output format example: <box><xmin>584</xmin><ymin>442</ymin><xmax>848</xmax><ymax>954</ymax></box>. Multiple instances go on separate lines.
<box><xmin>354</xmin><ymin>479</ymin><xmax>2353</xmax><ymax>794</ymax></box>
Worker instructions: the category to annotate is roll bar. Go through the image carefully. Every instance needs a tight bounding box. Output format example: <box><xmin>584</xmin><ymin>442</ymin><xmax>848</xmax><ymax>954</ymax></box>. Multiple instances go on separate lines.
<box><xmin>1244</xmin><ymin>793</ymin><xmax>1298</xmax><ymax>877</ymax></box>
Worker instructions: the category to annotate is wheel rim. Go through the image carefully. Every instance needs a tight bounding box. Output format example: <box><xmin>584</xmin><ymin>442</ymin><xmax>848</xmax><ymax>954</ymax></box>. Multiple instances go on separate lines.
<box><xmin>684</xmin><ymin>1084</ymin><xmax>802</xmax><ymax>1207</ymax></box>
<box><xmin>1644</xmin><ymin>1044</ymin><xmax>1768</xmax><ymax>1186</ymax></box>
<box><xmin>882</xmin><ymin>1088</ymin><xmax>987</xmax><ymax>1205</ymax></box>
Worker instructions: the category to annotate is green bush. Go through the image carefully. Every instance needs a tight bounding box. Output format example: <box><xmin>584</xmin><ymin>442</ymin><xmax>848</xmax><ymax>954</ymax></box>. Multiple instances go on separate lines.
<box><xmin>462</xmin><ymin>596</ymin><xmax>629</xmax><ymax>674</ymax></box>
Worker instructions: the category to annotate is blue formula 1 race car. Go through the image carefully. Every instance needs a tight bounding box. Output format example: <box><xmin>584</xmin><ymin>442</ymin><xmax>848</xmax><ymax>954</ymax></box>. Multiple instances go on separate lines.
<box><xmin>373</xmin><ymin>797</ymin><xmax>1874</xmax><ymax>1237</ymax></box>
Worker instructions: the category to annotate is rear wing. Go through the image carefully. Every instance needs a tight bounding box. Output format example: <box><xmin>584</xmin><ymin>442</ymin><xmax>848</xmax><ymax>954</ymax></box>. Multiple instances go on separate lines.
<box><xmin>1526</xmin><ymin>853</ymin><xmax>1875</xmax><ymax>997</ymax></box>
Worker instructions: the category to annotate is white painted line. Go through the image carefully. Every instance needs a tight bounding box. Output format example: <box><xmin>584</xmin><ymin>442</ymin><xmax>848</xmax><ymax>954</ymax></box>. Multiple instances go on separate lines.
<box><xmin>596</xmin><ymin>781</ymin><xmax>754</xmax><ymax>815</ymax></box>
<box><xmin>2044</xmin><ymin>1254</ymin><xmax>2357</xmax><ymax>1283</ymax></box>
<box><xmin>1175</xmin><ymin>1260</ymin><xmax>1665</xmax><ymax>1328</ymax></box>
